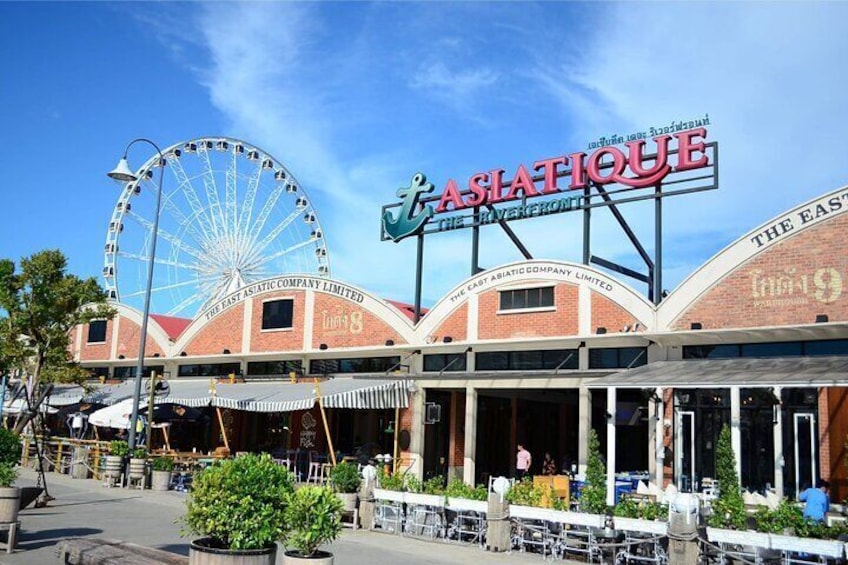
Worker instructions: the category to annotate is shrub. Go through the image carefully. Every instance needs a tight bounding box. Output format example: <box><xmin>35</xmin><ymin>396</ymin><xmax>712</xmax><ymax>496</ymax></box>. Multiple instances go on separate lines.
<box><xmin>613</xmin><ymin>497</ymin><xmax>640</xmax><ymax>518</ymax></box>
<box><xmin>0</xmin><ymin>429</ymin><xmax>22</xmax><ymax>467</ymax></box>
<box><xmin>376</xmin><ymin>468</ymin><xmax>405</xmax><ymax>491</ymax></box>
<box><xmin>445</xmin><ymin>479</ymin><xmax>488</xmax><ymax>501</ymax></box>
<box><xmin>506</xmin><ymin>478</ymin><xmax>551</xmax><ymax>508</ymax></box>
<box><xmin>0</xmin><ymin>463</ymin><xmax>18</xmax><ymax>487</ymax></box>
<box><xmin>708</xmin><ymin>425</ymin><xmax>746</xmax><ymax>530</ymax></box>
<box><xmin>423</xmin><ymin>476</ymin><xmax>445</xmax><ymax>495</ymax></box>
<box><xmin>283</xmin><ymin>486</ymin><xmax>343</xmax><ymax>558</ymax></box>
<box><xmin>329</xmin><ymin>462</ymin><xmax>361</xmax><ymax>494</ymax></box>
<box><xmin>581</xmin><ymin>429</ymin><xmax>608</xmax><ymax>514</ymax></box>
<box><xmin>109</xmin><ymin>440</ymin><xmax>129</xmax><ymax>458</ymax></box>
<box><xmin>405</xmin><ymin>474</ymin><xmax>423</xmax><ymax>493</ymax></box>
<box><xmin>182</xmin><ymin>453</ymin><xmax>295</xmax><ymax>550</ymax></box>
<box><xmin>754</xmin><ymin>499</ymin><xmax>802</xmax><ymax>533</ymax></box>
<box><xmin>131</xmin><ymin>447</ymin><xmax>148</xmax><ymax>460</ymax></box>
<box><xmin>152</xmin><ymin>457</ymin><xmax>175</xmax><ymax>472</ymax></box>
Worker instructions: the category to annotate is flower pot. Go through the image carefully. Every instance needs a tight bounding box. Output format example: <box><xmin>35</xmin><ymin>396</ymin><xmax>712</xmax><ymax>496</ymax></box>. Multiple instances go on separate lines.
<box><xmin>103</xmin><ymin>455</ymin><xmax>123</xmax><ymax>486</ymax></box>
<box><xmin>282</xmin><ymin>550</ymin><xmax>333</xmax><ymax>564</ymax></box>
<box><xmin>0</xmin><ymin>487</ymin><xmax>21</xmax><ymax>523</ymax></box>
<box><xmin>128</xmin><ymin>458</ymin><xmax>147</xmax><ymax>479</ymax></box>
<box><xmin>151</xmin><ymin>470</ymin><xmax>172</xmax><ymax>492</ymax></box>
<box><xmin>189</xmin><ymin>538</ymin><xmax>276</xmax><ymax>565</ymax></box>
<box><xmin>337</xmin><ymin>492</ymin><xmax>357</xmax><ymax>513</ymax></box>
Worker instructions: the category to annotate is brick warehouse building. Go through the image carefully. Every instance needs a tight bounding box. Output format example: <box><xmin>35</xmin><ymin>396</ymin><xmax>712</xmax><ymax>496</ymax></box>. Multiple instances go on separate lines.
<box><xmin>69</xmin><ymin>184</ymin><xmax>848</xmax><ymax>502</ymax></box>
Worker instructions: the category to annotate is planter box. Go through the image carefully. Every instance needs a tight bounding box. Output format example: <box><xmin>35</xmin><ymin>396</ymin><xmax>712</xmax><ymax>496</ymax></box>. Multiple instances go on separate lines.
<box><xmin>707</xmin><ymin>528</ymin><xmax>771</xmax><ymax>549</ymax></box>
<box><xmin>769</xmin><ymin>533</ymin><xmax>845</xmax><ymax>558</ymax></box>
<box><xmin>560</xmin><ymin>510</ymin><xmax>605</xmax><ymax>529</ymax></box>
<box><xmin>614</xmin><ymin>517</ymin><xmax>668</xmax><ymax>535</ymax></box>
<box><xmin>446</xmin><ymin>498</ymin><xmax>488</xmax><ymax>513</ymax></box>
<box><xmin>509</xmin><ymin>506</ymin><xmax>604</xmax><ymax>528</ymax></box>
<box><xmin>373</xmin><ymin>489</ymin><xmax>404</xmax><ymax>504</ymax></box>
<box><xmin>404</xmin><ymin>492</ymin><xmax>445</xmax><ymax>508</ymax></box>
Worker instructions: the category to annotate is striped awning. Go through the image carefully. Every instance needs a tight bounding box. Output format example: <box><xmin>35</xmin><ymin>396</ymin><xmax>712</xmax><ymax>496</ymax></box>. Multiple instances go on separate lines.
<box><xmin>63</xmin><ymin>378</ymin><xmax>413</xmax><ymax>413</ymax></box>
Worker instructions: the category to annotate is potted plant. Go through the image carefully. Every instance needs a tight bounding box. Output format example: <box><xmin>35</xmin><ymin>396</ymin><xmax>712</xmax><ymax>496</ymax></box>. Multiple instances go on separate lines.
<box><xmin>329</xmin><ymin>462</ymin><xmax>361</xmax><ymax>512</ymax></box>
<box><xmin>104</xmin><ymin>440</ymin><xmax>128</xmax><ymax>486</ymax></box>
<box><xmin>282</xmin><ymin>486</ymin><xmax>343</xmax><ymax>564</ymax></box>
<box><xmin>0</xmin><ymin>429</ymin><xmax>21</xmax><ymax>524</ymax></box>
<box><xmin>151</xmin><ymin>457</ymin><xmax>175</xmax><ymax>491</ymax></box>
<box><xmin>183</xmin><ymin>453</ymin><xmax>294</xmax><ymax>565</ymax></box>
<box><xmin>127</xmin><ymin>446</ymin><xmax>148</xmax><ymax>488</ymax></box>
<box><xmin>373</xmin><ymin>469</ymin><xmax>405</xmax><ymax>503</ymax></box>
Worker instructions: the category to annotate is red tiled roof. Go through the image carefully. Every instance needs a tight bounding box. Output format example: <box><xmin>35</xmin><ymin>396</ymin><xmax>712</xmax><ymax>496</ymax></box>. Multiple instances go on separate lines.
<box><xmin>149</xmin><ymin>314</ymin><xmax>192</xmax><ymax>340</ymax></box>
<box><xmin>386</xmin><ymin>300</ymin><xmax>428</xmax><ymax>321</ymax></box>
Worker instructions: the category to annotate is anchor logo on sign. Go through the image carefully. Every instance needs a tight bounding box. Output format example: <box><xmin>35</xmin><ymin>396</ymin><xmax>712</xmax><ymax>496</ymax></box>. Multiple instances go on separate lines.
<box><xmin>382</xmin><ymin>172</ymin><xmax>435</xmax><ymax>242</ymax></box>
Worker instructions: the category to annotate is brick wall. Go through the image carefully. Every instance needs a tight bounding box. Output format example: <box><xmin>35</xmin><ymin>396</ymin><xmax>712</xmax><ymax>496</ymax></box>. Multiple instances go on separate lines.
<box><xmin>312</xmin><ymin>293</ymin><xmax>405</xmax><ymax>349</ymax></box>
<box><xmin>250</xmin><ymin>292</ymin><xmax>306</xmax><ymax>352</ymax></box>
<box><xmin>114</xmin><ymin>316</ymin><xmax>165</xmax><ymax>359</ymax></box>
<box><xmin>591</xmin><ymin>292</ymin><xmax>642</xmax><ymax>333</ymax></box>
<box><xmin>184</xmin><ymin>303</ymin><xmax>245</xmax><ymax>355</ymax></box>
<box><xmin>79</xmin><ymin>320</ymin><xmax>113</xmax><ymax>361</ymax></box>
<box><xmin>478</xmin><ymin>283</ymin><xmax>579</xmax><ymax>340</ymax></box>
<box><xmin>674</xmin><ymin>213</ymin><xmax>848</xmax><ymax>329</ymax></box>
<box><xmin>450</xmin><ymin>392</ymin><xmax>466</xmax><ymax>467</ymax></box>
<box><xmin>432</xmin><ymin>303</ymin><xmax>468</xmax><ymax>342</ymax></box>
<box><xmin>819</xmin><ymin>389</ymin><xmax>831</xmax><ymax>482</ymax></box>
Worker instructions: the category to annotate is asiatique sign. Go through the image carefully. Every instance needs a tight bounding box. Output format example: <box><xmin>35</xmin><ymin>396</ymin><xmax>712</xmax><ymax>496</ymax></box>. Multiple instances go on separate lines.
<box><xmin>381</xmin><ymin>116</ymin><xmax>716</xmax><ymax>242</ymax></box>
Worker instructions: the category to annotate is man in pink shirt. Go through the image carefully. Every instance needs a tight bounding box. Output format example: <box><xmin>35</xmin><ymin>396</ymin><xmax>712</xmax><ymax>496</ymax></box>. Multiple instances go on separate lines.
<box><xmin>516</xmin><ymin>443</ymin><xmax>532</xmax><ymax>480</ymax></box>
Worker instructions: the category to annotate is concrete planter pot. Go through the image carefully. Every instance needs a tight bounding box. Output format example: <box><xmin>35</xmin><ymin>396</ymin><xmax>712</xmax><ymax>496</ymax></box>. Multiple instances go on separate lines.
<box><xmin>151</xmin><ymin>470</ymin><xmax>172</xmax><ymax>492</ymax></box>
<box><xmin>0</xmin><ymin>487</ymin><xmax>21</xmax><ymax>524</ymax></box>
<box><xmin>189</xmin><ymin>538</ymin><xmax>276</xmax><ymax>565</ymax></box>
<box><xmin>336</xmin><ymin>492</ymin><xmax>357</xmax><ymax>513</ymax></box>
<box><xmin>282</xmin><ymin>550</ymin><xmax>333</xmax><ymax>564</ymax></box>
<box><xmin>103</xmin><ymin>455</ymin><xmax>123</xmax><ymax>485</ymax></box>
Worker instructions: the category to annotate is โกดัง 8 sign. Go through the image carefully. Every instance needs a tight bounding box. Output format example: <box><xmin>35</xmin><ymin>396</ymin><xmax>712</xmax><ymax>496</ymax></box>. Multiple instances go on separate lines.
<box><xmin>381</xmin><ymin>125</ymin><xmax>717</xmax><ymax>242</ymax></box>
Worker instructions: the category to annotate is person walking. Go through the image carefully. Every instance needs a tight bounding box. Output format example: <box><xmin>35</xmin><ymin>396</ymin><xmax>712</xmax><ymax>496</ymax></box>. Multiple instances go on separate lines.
<box><xmin>516</xmin><ymin>443</ymin><xmax>532</xmax><ymax>480</ymax></box>
<box><xmin>800</xmin><ymin>479</ymin><xmax>830</xmax><ymax>522</ymax></box>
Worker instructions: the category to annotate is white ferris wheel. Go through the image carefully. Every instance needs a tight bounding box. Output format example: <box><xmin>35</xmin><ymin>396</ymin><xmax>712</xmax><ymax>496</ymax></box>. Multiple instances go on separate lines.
<box><xmin>103</xmin><ymin>136</ymin><xmax>331</xmax><ymax>318</ymax></box>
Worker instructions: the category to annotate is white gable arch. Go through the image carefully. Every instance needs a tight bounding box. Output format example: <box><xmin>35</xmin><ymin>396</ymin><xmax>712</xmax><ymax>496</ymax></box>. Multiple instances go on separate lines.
<box><xmin>173</xmin><ymin>275</ymin><xmax>416</xmax><ymax>352</ymax></box>
<box><xmin>417</xmin><ymin>259</ymin><xmax>655</xmax><ymax>338</ymax></box>
<box><xmin>658</xmin><ymin>185</ymin><xmax>848</xmax><ymax>328</ymax></box>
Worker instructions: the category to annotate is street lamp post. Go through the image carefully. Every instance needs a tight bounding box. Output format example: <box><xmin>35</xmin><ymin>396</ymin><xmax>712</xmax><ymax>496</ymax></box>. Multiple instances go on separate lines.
<box><xmin>107</xmin><ymin>138</ymin><xmax>165</xmax><ymax>453</ymax></box>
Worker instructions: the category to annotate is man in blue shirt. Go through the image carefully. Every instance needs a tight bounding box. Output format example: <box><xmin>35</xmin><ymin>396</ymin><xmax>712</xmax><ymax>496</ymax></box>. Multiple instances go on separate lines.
<box><xmin>799</xmin><ymin>480</ymin><xmax>830</xmax><ymax>522</ymax></box>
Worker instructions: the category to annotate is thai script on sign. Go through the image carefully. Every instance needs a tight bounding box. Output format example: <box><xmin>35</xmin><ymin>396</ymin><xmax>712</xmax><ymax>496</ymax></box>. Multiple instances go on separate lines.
<box><xmin>588</xmin><ymin>114</ymin><xmax>711</xmax><ymax>150</ymax></box>
<box><xmin>321</xmin><ymin>310</ymin><xmax>364</xmax><ymax>335</ymax></box>
<box><xmin>751</xmin><ymin>267</ymin><xmax>843</xmax><ymax>308</ymax></box>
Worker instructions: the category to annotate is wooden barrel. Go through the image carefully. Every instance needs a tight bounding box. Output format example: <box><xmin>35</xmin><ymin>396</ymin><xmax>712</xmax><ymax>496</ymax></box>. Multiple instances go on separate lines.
<box><xmin>103</xmin><ymin>455</ymin><xmax>123</xmax><ymax>480</ymax></box>
<box><xmin>0</xmin><ymin>487</ymin><xmax>21</xmax><ymax>524</ymax></box>
<box><xmin>128</xmin><ymin>458</ymin><xmax>146</xmax><ymax>479</ymax></box>
<box><xmin>189</xmin><ymin>538</ymin><xmax>276</xmax><ymax>565</ymax></box>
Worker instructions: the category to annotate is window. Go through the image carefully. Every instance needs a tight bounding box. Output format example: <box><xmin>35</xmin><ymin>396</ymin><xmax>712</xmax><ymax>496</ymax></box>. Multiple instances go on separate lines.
<box><xmin>683</xmin><ymin>339</ymin><xmax>848</xmax><ymax>359</ymax></box>
<box><xmin>499</xmin><ymin>286</ymin><xmax>554</xmax><ymax>311</ymax></box>
<box><xmin>309</xmin><ymin>356</ymin><xmax>401</xmax><ymax>375</ymax></box>
<box><xmin>178</xmin><ymin>363</ymin><xmax>241</xmax><ymax>378</ymax></box>
<box><xmin>423</xmin><ymin>354</ymin><xmax>467</xmax><ymax>372</ymax></box>
<box><xmin>88</xmin><ymin>366</ymin><xmax>110</xmax><ymax>380</ymax></box>
<box><xmin>247</xmin><ymin>360</ymin><xmax>304</xmax><ymax>377</ymax></box>
<box><xmin>261</xmin><ymin>299</ymin><xmax>294</xmax><ymax>330</ymax></box>
<box><xmin>588</xmin><ymin>347</ymin><xmax>647</xmax><ymax>369</ymax></box>
<box><xmin>87</xmin><ymin>320</ymin><xmax>107</xmax><ymax>343</ymax></box>
<box><xmin>114</xmin><ymin>365</ymin><xmax>164</xmax><ymax>380</ymax></box>
<box><xmin>475</xmin><ymin>349</ymin><xmax>578</xmax><ymax>371</ymax></box>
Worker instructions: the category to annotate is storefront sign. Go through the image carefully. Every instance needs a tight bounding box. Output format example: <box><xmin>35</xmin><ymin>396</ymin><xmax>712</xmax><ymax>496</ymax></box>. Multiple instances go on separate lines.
<box><xmin>299</xmin><ymin>411</ymin><xmax>317</xmax><ymax>449</ymax></box>
<box><xmin>751</xmin><ymin>267</ymin><xmax>843</xmax><ymax>308</ymax></box>
<box><xmin>321</xmin><ymin>309</ymin><xmax>364</xmax><ymax>335</ymax></box>
<box><xmin>382</xmin><ymin>116</ymin><xmax>715</xmax><ymax>242</ymax></box>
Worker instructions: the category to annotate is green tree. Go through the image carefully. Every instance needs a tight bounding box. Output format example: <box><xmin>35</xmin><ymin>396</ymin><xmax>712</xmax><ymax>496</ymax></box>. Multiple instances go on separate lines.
<box><xmin>708</xmin><ymin>424</ymin><xmax>746</xmax><ymax>529</ymax></box>
<box><xmin>0</xmin><ymin>250</ymin><xmax>114</xmax><ymax>434</ymax></box>
<box><xmin>581</xmin><ymin>428</ymin><xmax>608</xmax><ymax>514</ymax></box>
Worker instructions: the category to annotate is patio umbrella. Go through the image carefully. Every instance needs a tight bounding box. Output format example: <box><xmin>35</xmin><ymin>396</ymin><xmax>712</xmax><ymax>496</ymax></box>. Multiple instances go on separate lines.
<box><xmin>55</xmin><ymin>402</ymin><xmax>107</xmax><ymax>419</ymax></box>
<box><xmin>142</xmin><ymin>403</ymin><xmax>204</xmax><ymax>424</ymax></box>
<box><xmin>89</xmin><ymin>398</ymin><xmax>145</xmax><ymax>429</ymax></box>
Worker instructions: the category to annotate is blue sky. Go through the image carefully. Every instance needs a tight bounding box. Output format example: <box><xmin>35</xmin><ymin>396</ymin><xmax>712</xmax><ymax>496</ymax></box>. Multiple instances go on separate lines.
<box><xmin>2</xmin><ymin>2</ymin><xmax>847</xmax><ymax>316</ymax></box>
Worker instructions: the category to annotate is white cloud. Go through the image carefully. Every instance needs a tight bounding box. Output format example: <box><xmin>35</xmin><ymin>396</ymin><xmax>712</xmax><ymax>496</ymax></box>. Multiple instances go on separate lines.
<box><xmin>408</xmin><ymin>61</ymin><xmax>499</xmax><ymax>111</ymax></box>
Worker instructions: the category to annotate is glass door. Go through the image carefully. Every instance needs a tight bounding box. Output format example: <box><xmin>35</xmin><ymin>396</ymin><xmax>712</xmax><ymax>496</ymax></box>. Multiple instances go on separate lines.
<box><xmin>675</xmin><ymin>410</ymin><xmax>696</xmax><ymax>491</ymax></box>
<box><xmin>793</xmin><ymin>413</ymin><xmax>817</xmax><ymax>499</ymax></box>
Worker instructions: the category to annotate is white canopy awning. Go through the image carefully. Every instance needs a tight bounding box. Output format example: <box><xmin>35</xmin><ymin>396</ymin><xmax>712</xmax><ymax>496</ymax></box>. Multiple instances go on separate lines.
<box><xmin>89</xmin><ymin>398</ymin><xmax>147</xmax><ymax>429</ymax></box>
<box><xmin>64</xmin><ymin>378</ymin><xmax>413</xmax><ymax>414</ymax></box>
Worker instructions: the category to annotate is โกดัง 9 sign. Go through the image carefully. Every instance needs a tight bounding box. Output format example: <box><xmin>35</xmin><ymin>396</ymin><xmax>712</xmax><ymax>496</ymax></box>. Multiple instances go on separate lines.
<box><xmin>381</xmin><ymin>118</ymin><xmax>717</xmax><ymax>242</ymax></box>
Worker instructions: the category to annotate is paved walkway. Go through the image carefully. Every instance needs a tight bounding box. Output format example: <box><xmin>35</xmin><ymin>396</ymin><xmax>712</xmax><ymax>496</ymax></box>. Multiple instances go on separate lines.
<box><xmin>1</xmin><ymin>469</ymin><xmax>556</xmax><ymax>565</ymax></box>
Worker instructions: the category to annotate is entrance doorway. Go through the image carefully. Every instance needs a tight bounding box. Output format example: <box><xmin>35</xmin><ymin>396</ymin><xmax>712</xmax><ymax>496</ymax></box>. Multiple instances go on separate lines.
<box><xmin>794</xmin><ymin>412</ymin><xmax>817</xmax><ymax>499</ymax></box>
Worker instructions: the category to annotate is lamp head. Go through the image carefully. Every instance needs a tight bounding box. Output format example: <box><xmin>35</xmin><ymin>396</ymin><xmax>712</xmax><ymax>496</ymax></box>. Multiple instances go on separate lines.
<box><xmin>107</xmin><ymin>157</ymin><xmax>138</xmax><ymax>182</ymax></box>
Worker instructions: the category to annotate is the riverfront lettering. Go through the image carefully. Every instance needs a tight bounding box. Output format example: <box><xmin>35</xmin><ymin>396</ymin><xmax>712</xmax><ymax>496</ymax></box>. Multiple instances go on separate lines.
<box><xmin>381</xmin><ymin>116</ymin><xmax>714</xmax><ymax>242</ymax></box>
<box><xmin>203</xmin><ymin>276</ymin><xmax>365</xmax><ymax>321</ymax></box>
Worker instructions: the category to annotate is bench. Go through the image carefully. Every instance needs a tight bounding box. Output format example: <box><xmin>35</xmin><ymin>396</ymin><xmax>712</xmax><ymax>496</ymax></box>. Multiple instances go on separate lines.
<box><xmin>56</xmin><ymin>537</ymin><xmax>188</xmax><ymax>565</ymax></box>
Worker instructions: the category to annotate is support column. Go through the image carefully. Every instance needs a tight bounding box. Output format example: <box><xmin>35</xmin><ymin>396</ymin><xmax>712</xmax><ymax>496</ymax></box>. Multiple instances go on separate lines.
<box><xmin>410</xmin><ymin>387</ymin><xmax>426</xmax><ymax>479</ymax></box>
<box><xmin>578</xmin><ymin>386</ymin><xmax>591</xmax><ymax>475</ymax></box>
<box><xmin>773</xmin><ymin>386</ymin><xmax>784</xmax><ymax>496</ymax></box>
<box><xmin>463</xmin><ymin>387</ymin><xmax>477</xmax><ymax>485</ymax></box>
<box><xmin>606</xmin><ymin>387</ymin><xmax>617</xmax><ymax>507</ymax></box>
<box><xmin>654</xmin><ymin>387</ymin><xmax>665</xmax><ymax>488</ymax></box>
<box><xmin>730</xmin><ymin>386</ymin><xmax>742</xmax><ymax>487</ymax></box>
